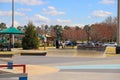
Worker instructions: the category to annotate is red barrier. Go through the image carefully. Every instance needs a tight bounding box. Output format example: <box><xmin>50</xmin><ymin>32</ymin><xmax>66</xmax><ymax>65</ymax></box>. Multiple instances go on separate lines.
<box><xmin>0</xmin><ymin>64</ymin><xmax>26</xmax><ymax>73</ymax></box>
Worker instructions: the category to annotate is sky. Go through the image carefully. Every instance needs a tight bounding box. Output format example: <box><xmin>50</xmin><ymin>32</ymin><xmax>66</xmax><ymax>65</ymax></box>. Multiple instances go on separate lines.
<box><xmin>0</xmin><ymin>0</ymin><xmax>118</xmax><ymax>27</ymax></box>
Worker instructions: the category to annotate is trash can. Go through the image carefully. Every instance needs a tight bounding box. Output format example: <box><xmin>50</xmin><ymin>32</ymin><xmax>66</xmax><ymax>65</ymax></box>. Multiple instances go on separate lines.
<box><xmin>116</xmin><ymin>46</ymin><xmax>120</xmax><ymax>54</ymax></box>
<box><xmin>19</xmin><ymin>76</ymin><xmax>28</xmax><ymax>80</ymax></box>
<box><xmin>7</xmin><ymin>62</ymin><xmax>13</xmax><ymax>69</ymax></box>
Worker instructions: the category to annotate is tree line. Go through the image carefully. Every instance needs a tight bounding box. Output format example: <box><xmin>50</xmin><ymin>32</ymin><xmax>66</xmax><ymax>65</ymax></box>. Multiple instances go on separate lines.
<box><xmin>0</xmin><ymin>16</ymin><xmax>117</xmax><ymax>43</ymax></box>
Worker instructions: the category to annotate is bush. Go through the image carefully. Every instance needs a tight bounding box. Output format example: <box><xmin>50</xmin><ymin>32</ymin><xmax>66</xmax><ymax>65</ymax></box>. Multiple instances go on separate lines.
<box><xmin>22</xmin><ymin>22</ymin><xmax>40</xmax><ymax>49</ymax></box>
<box><xmin>14</xmin><ymin>42</ymin><xmax>22</xmax><ymax>48</ymax></box>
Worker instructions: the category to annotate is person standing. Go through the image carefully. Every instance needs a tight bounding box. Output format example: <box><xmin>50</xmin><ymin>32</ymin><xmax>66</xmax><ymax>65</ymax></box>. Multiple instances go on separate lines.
<box><xmin>61</xmin><ymin>41</ymin><xmax>65</xmax><ymax>49</ymax></box>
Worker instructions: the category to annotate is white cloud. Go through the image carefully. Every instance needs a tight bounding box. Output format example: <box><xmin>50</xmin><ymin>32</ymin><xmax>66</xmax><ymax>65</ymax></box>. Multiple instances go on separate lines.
<box><xmin>0</xmin><ymin>0</ymin><xmax>45</xmax><ymax>6</ymax></box>
<box><xmin>15</xmin><ymin>11</ymin><xmax>26</xmax><ymax>16</ymax></box>
<box><xmin>5</xmin><ymin>20</ymin><xmax>20</xmax><ymax>27</ymax></box>
<box><xmin>99</xmin><ymin>0</ymin><xmax>115</xmax><ymax>4</ymax></box>
<box><xmin>57</xmin><ymin>19</ymin><xmax>71</xmax><ymax>23</ymax></box>
<box><xmin>92</xmin><ymin>10</ymin><xmax>112</xmax><ymax>17</ymax></box>
<box><xmin>23</xmin><ymin>14</ymin><xmax>50</xmax><ymax>26</ymax></box>
<box><xmin>26</xmin><ymin>16</ymin><xmax>72</xmax><ymax>26</ymax></box>
<box><xmin>42</xmin><ymin>6</ymin><xmax>65</xmax><ymax>16</ymax></box>
<box><xmin>0</xmin><ymin>11</ymin><xmax>25</xmax><ymax>16</ymax></box>
<box><xmin>34</xmin><ymin>14</ymin><xmax>50</xmax><ymax>23</ymax></box>
<box><xmin>17</xmin><ymin>8</ymin><xmax>32</xmax><ymax>12</ymax></box>
<box><xmin>70</xmin><ymin>24</ymin><xmax>84</xmax><ymax>28</ymax></box>
<box><xmin>53</xmin><ymin>19</ymin><xmax>84</xmax><ymax>27</ymax></box>
<box><xmin>17</xmin><ymin>0</ymin><xmax>45</xmax><ymax>6</ymax></box>
<box><xmin>0</xmin><ymin>0</ymin><xmax>11</xmax><ymax>2</ymax></box>
<box><xmin>14</xmin><ymin>20</ymin><xmax>20</xmax><ymax>27</ymax></box>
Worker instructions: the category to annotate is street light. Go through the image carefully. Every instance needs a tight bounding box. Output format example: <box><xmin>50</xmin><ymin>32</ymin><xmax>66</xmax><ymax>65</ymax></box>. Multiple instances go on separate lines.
<box><xmin>12</xmin><ymin>0</ymin><xmax>14</xmax><ymax>48</ymax></box>
<box><xmin>12</xmin><ymin>0</ymin><xmax>14</xmax><ymax>27</ymax></box>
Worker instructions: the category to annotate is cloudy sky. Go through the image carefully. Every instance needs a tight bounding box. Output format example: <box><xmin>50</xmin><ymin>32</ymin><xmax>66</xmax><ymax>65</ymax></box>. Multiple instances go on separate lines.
<box><xmin>0</xmin><ymin>0</ymin><xmax>118</xmax><ymax>27</ymax></box>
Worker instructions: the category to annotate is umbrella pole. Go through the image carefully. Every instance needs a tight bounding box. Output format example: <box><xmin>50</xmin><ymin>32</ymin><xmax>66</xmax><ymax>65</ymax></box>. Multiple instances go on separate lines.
<box><xmin>9</xmin><ymin>34</ymin><xmax>12</xmax><ymax>51</ymax></box>
<box><xmin>12</xmin><ymin>34</ymin><xmax>14</xmax><ymax>48</ymax></box>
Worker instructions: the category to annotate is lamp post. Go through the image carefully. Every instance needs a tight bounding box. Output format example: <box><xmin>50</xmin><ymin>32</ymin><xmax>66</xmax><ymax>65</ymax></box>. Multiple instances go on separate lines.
<box><xmin>12</xmin><ymin>0</ymin><xmax>14</xmax><ymax>27</ymax></box>
<box><xmin>12</xmin><ymin>0</ymin><xmax>14</xmax><ymax>48</ymax></box>
<box><xmin>9</xmin><ymin>0</ymin><xmax>14</xmax><ymax>50</ymax></box>
<box><xmin>117</xmin><ymin>0</ymin><xmax>120</xmax><ymax>45</ymax></box>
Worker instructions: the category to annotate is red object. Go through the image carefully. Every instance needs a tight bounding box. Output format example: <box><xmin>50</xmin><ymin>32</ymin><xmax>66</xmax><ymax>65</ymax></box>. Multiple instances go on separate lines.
<box><xmin>0</xmin><ymin>64</ymin><xmax>26</xmax><ymax>73</ymax></box>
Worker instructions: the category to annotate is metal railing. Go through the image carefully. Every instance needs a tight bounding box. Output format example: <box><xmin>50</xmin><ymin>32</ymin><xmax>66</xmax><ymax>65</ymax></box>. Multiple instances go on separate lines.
<box><xmin>0</xmin><ymin>64</ymin><xmax>26</xmax><ymax>73</ymax></box>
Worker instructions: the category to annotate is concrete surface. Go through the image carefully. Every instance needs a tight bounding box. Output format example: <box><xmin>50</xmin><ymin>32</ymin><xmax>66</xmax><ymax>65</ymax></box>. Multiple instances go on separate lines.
<box><xmin>0</xmin><ymin>48</ymin><xmax>120</xmax><ymax>80</ymax></box>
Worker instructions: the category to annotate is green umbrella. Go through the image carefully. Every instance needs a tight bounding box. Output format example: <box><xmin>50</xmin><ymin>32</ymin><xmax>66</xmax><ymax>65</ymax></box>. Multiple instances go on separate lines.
<box><xmin>0</xmin><ymin>27</ymin><xmax>24</xmax><ymax>34</ymax></box>
<box><xmin>38</xmin><ymin>33</ymin><xmax>47</xmax><ymax>42</ymax></box>
<box><xmin>38</xmin><ymin>33</ymin><xmax>46</xmax><ymax>39</ymax></box>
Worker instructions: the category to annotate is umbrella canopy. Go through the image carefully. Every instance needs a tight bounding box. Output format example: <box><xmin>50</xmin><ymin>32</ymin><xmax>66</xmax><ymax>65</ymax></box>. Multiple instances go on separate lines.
<box><xmin>38</xmin><ymin>33</ymin><xmax>46</xmax><ymax>39</ymax></box>
<box><xmin>38</xmin><ymin>33</ymin><xmax>47</xmax><ymax>42</ymax></box>
<box><xmin>0</xmin><ymin>27</ymin><xmax>24</xmax><ymax>34</ymax></box>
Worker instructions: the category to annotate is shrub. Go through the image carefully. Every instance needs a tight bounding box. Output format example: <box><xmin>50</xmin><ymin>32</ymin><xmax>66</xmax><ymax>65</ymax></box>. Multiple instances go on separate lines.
<box><xmin>22</xmin><ymin>22</ymin><xmax>40</xmax><ymax>49</ymax></box>
<box><xmin>14</xmin><ymin>42</ymin><xmax>22</xmax><ymax>48</ymax></box>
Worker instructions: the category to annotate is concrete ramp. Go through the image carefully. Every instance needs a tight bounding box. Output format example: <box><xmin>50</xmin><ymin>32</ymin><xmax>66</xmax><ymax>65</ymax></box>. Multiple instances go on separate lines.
<box><xmin>47</xmin><ymin>48</ymin><xmax>105</xmax><ymax>57</ymax></box>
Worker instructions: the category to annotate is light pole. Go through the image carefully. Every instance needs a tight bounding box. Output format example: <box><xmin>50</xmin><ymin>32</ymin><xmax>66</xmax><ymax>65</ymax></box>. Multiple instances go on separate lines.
<box><xmin>12</xmin><ymin>0</ymin><xmax>14</xmax><ymax>27</ymax></box>
<box><xmin>12</xmin><ymin>0</ymin><xmax>14</xmax><ymax>48</ymax></box>
<box><xmin>117</xmin><ymin>0</ymin><xmax>120</xmax><ymax>45</ymax></box>
<box><xmin>9</xmin><ymin>0</ymin><xmax>14</xmax><ymax>50</ymax></box>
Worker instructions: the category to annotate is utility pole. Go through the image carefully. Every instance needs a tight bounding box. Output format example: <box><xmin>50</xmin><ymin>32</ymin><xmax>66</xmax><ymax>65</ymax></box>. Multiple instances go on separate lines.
<box><xmin>117</xmin><ymin>0</ymin><xmax>120</xmax><ymax>45</ymax></box>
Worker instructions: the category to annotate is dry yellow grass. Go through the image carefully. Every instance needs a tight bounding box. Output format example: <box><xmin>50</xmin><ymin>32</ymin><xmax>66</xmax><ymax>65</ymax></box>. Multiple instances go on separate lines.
<box><xmin>105</xmin><ymin>46</ymin><xmax>116</xmax><ymax>54</ymax></box>
<box><xmin>0</xmin><ymin>51</ymin><xmax>15</xmax><ymax>54</ymax></box>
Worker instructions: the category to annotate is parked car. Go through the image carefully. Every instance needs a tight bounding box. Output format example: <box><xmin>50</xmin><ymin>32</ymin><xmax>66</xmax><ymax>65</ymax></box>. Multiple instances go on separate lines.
<box><xmin>77</xmin><ymin>42</ymin><xmax>94</xmax><ymax>47</ymax></box>
<box><xmin>65</xmin><ymin>40</ymin><xmax>72</xmax><ymax>46</ymax></box>
<box><xmin>103</xmin><ymin>42</ymin><xmax>117</xmax><ymax>47</ymax></box>
<box><xmin>94</xmin><ymin>42</ymin><xmax>103</xmax><ymax>47</ymax></box>
<box><xmin>77</xmin><ymin>43</ymin><xmax>86</xmax><ymax>47</ymax></box>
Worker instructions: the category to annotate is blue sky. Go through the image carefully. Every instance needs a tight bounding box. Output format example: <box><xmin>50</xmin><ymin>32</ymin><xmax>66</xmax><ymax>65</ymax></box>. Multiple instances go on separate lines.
<box><xmin>0</xmin><ymin>0</ymin><xmax>118</xmax><ymax>27</ymax></box>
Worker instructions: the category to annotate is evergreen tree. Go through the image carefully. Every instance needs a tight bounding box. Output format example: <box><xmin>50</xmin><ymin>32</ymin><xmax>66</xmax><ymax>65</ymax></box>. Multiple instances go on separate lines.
<box><xmin>0</xmin><ymin>22</ymin><xmax>7</xmax><ymax>30</ymax></box>
<box><xmin>54</xmin><ymin>25</ymin><xmax>63</xmax><ymax>39</ymax></box>
<box><xmin>22</xmin><ymin>22</ymin><xmax>40</xmax><ymax>49</ymax></box>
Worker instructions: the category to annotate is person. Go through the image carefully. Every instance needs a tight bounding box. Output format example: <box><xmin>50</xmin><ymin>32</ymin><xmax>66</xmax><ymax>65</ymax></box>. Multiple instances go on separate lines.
<box><xmin>92</xmin><ymin>42</ymin><xmax>95</xmax><ymax>47</ymax></box>
<box><xmin>61</xmin><ymin>41</ymin><xmax>65</xmax><ymax>49</ymax></box>
<box><xmin>7</xmin><ymin>38</ymin><xmax>11</xmax><ymax>51</ymax></box>
<box><xmin>56</xmin><ymin>40</ymin><xmax>60</xmax><ymax>49</ymax></box>
<box><xmin>47</xmin><ymin>41</ymin><xmax>50</xmax><ymax>46</ymax></box>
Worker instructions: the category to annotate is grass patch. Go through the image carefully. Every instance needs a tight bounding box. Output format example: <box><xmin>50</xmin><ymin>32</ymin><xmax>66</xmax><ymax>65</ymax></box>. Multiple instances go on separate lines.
<box><xmin>38</xmin><ymin>47</ymin><xmax>48</xmax><ymax>50</ymax></box>
<box><xmin>106</xmin><ymin>53</ymin><xmax>117</xmax><ymax>57</ymax></box>
<box><xmin>0</xmin><ymin>51</ymin><xmax>15</xmax><ymax>54</ymax></box>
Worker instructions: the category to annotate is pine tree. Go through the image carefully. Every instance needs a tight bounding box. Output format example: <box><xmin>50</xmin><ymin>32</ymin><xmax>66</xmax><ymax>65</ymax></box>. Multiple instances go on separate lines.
<box><xmin>22</xmin><ymin>22</ymin><xmax>40</xmax><ymax>49</ymax></box>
